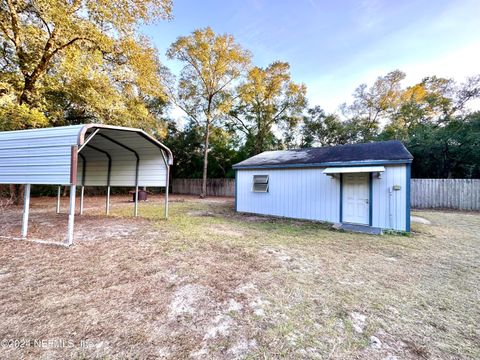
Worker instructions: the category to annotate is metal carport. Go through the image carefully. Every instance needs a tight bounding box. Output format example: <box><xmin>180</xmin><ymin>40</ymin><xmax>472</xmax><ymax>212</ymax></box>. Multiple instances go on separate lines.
<box><xmin>0</xmin><ymin>124</ymin><xmax>173</xmax><ymax>246</ymax></box>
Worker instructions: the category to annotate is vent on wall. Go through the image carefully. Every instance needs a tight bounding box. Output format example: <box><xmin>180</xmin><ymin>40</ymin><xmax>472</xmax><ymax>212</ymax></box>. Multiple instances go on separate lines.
<box><xmin>253</xmin><ymin>175</ymin><xmax>269</xmax><ymax>193</ymax></box>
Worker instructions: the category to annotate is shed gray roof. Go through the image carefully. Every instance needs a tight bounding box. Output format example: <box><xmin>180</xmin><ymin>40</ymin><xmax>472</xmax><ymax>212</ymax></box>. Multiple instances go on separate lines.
<box><xmin>233</xmin><ymin>141</ymin><xmax>413</xmax><ymax>169</ymax></box>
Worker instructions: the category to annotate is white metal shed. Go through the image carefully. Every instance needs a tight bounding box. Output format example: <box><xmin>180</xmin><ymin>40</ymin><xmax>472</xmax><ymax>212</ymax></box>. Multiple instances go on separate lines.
<box><xmin>233</xmin><ymin>141</ymin><xmax>413</xmax><ymax>233</ymax></box>
<box><xmin>0</xmin><ymin>124</ymin><xmax>173</xmax><ymax>245</ymax></box>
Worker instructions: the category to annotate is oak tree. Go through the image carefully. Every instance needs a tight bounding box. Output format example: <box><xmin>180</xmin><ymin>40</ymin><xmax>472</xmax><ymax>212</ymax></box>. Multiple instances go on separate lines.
<box><xmin>166</xmin><ymin>27</ymin><xmax>251</xmax><ymax>197</ymax></box>
<box><xmin>0</xmin><ymin>0</ymin><xmax>172</xmax><ymax>131</ymax></box>
<box><xmin>229</xmin><ymin>61</ymin><xmax>307</xmax><ymax>155</ymax></box>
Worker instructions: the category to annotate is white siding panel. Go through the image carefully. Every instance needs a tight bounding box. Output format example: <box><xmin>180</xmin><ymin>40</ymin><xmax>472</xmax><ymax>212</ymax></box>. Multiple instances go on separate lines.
<box><xmin>0</xmin><ymin>135</ymin><xmax>79</xmax><ymax>148</ymax></box>
<box><xmin>0</xmin><ymin>126</ymin><xmax>79</xmax><ymax>185</ymax></box>
<box><xmin>0</xmin><ymin>125</ymin><xmax>83</xmax><ymax>140</ymax></box>
<box><xmin>371</xmin><ymin>164</ymin><xmax>407</xmax><ymax>231</ymax></box>
<box><xmin>77</xmin><ymin>151</ymin><xmax>108</xmax><ymax>186</ymax></box>
<box><xmin>0</xmin><ymin>147</ymin><xmax>72</xmax><ymax>158</ymax></box>
<box><xmin>0</xmin><ymin>164</ymin><xmax>71</xmax><ymax>174</ymax></box>
<box><xmin>236</xmin><ymin>168</ymin><xmax>340</xmax><ymax>223</ymax></box>
<box><xmin>77</xmin><ymin>142</ymin><xmax>167</xmax><ymax>187</ymax></box>
<box><xmin>0</xmin><ymin>173</ymin><xmax>71</xmax><ymax>184</ymax></box>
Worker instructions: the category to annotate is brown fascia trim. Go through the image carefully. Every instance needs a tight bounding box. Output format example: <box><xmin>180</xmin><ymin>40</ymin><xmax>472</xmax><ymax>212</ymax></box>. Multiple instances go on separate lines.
<box><xmin>70</xmin><ymin>145</ymin><xmax>78</xmax><ymax>185</ymax></box>
<box><xmin>77</xmin><ymin>124</ymin><xmax>174</xmax><ymax>164</ymax></box>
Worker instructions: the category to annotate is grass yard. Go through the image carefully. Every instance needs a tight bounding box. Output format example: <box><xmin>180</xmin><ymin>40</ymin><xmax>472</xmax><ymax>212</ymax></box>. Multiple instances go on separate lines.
<box><xmin>0</xmin><ymin>195</ymin><xmax>479</xmax><ymax>359</ymax></box>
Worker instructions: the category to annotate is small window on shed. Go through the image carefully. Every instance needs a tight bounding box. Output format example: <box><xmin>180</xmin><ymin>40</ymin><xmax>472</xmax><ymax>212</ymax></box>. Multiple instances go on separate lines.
<box><xmin>253</xmin><ymin>175</ymin><xmax>269</xmax><ymax>193</ymax></box>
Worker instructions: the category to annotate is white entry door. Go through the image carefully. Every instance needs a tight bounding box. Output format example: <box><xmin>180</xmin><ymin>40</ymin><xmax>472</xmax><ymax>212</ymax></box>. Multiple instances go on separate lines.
<box><xmin>342</xmin><ymin>173</ymin><xmax>370</xmax><ymax>225</ymax></box>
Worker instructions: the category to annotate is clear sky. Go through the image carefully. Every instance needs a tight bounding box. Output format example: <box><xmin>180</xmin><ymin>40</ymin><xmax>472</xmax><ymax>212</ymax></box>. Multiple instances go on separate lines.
<box><xmin>143</xmin><ymin>0</ymin><xmax>480</xmax><ymax>114</ymax></box>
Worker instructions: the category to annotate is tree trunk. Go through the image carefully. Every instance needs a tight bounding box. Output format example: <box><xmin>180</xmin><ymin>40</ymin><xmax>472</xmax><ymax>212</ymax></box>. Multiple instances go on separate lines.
<box><xmin>19</xmin><ymin>77</ymin><xmax>35</xmax><ymax>105</ymax></box>
<box><xmin>8</xmin><ymin>184</ymin><xmax>23</xmax><ymax>205</ymax></box>
<box><xmin>9</xmin><ymin>184</ymin><xmax>17</xmax><ymax>203</ymax></box>
<box><xmin>200</xmin><ymin>120</ymin><xmax>210</xmax><ymax>198</ymax></box>
<box><xmin>254</xmin><ymin>126</ymin><xmax>265</xmax><ymax>155</ymax></box>
<box><xmin>19</xmin><ymin>29</ymin><xmax>58</xmax><ymax>106</ymax></box>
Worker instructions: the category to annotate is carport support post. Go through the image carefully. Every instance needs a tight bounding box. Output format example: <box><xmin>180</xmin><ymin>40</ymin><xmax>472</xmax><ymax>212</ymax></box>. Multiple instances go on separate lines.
<box><xmin>80</xmin><ymin>186</ymin><xmax>84</xmax><ymax>215</ymax></box>
<box><xmin>164</xmin><ymin>166</ymin><xmax>169</xmax><ymax>219</ymax></box>
<box><xmin>106</xmin><ymin>186</ymin><xmax>111</xmax><ymax>215</ymax></box>
<box><xmin>21</xmin><ymin>184</ymin><xmax>31</xmax><ymax>238</ymax></box>
<box><xmin>67</xmin><ymin>184</ymin><xmax>76</xmax><ymax>246</ymax></box>
<box><xmin>56</xmin><ymin>186</ymin><xmax>61</xmax><ymax>214</ymax></box>
<box><xmin>79</xmin><ymin>153</ymin><xmax>86</xmax><ymax>215</ymax></box>
<box><xmin>134</xmin><ymin>186</ymin><xmax>139</xmax><ymax>217</ymax></box>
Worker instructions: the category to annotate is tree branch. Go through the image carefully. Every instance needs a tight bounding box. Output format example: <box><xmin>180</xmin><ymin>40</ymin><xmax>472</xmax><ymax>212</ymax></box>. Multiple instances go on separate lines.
<box><xmin>27</xmin><ymin>2</ymin><xmax>52</xmax><ymax>36</ymax></box>
<box><xmin>50</xmin><ymin>37</ymin><xmax>93</xmax><ymax>57</ymax></box>
<box><xmin>212</xmin><ymin>61</ymin><xmax>248</xmax><ymax>97</ymax></box>
<box><xmin>228</xmin><ymin>112</ymin><xmax>250</xmax><ymax>136</ymax></box>
<box><xmin>0</xmin><ymin>22</ymin><xmax>15</xmax><ymax>44</ymax></box>
<box><xmin>179</xmin><ymin>52</ymin><xmax>211</xmax><ymax>95</ymax></box>
<box><xmin>6</xmin><ymin>0</ymin><xmax>20</xmax><ymax>47</ymax></box>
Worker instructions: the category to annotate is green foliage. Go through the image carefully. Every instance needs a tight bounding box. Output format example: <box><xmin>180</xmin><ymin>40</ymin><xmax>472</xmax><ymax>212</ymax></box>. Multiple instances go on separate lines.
<box><xmin>165</xmin><ymin>27</ymin><xmax>251</xmax><ymax>195</ymax></box>
<box><xmin>0</xmin><ymin>93</ymin><xmax>48</xmax><ymax>130</ymax></box>
<box><xmin>168</xmin><ymin>67</ymin><xmax>480</xmax><ymax>179</ymax></box>
<box><xmin>0</xmin><ymin>0</ymin><xmax>172</xmax><ymax>133</ymax></box>
<box><xmin>165</xmin><ymin>26</ymin><xmax>251</xmax><ymax>126</ymax></box>
<box><xmin>229</xmin><ymin>61</ymin><xmax>307</xmax><ymax>155</ymax></box>
<box><xmin>302</xmin><ymin>106</ymin><xmax>351</xmax><ymax>147</ymax></box>
<box><xmin>164</xmin><ymin>121</ymin><xmax>243</xmax><ymax>179</ymax></box>
<box><xmin>208</xmin><ymin>126</ymin><xmax>244</xmax><ymax>178</ymax></box>
<box><xmin>163</xmin><ymin>122</ymin><xmax>204</xmax><ymax>179</ymax></box>
<box><xmin>301</xmin><ymin>105</ymin><xmax>387</xmax><ymax>147</ymax></box>
<box><xmin>404</xmin><ymin>113</ymin><xmax>480</xmax><ymax>178</ymax></box>
<box><xmin>336</xmin><ymin>71</ymin><xmax>480</xmax><ymax>143</ymax></box>
<box><xmin>298</xmin><ymin>71</ymin><xmax>480</xmax><ymax>178</ymax></box>
<box><xmin>338</xmin><ymin>70</ymin><xmax>406</xmax><ymax>142</ymax></box>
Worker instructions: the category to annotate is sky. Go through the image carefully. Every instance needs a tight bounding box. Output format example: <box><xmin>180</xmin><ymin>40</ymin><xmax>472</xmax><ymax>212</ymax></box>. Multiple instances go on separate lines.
<box><xmin>143</xmin><ymin>0</ymin><xmax>480</xmax><ymax>116</ymax></box>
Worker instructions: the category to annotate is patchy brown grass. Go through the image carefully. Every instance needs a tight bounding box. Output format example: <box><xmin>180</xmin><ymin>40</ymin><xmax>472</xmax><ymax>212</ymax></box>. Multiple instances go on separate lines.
<box><xmin>0</xmin><ymin>195</ymin><xmax>479</xmax><ymax>359</ymax></box>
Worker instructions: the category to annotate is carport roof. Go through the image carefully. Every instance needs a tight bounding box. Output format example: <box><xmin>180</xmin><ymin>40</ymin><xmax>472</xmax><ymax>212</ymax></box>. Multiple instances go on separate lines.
<box><xmin>0</xmin><ymin>124</ymin><xmax>173</xmax><ymax>185</ymax></box>
<box><xmin>0</xmin><ymin>124</ymin><xmax>172</xmax><ymax>158</ymax></box>
<box><xmin>233</xmin><ymin>140</ymin><xmax>413</xmax><ymax>169</ymax></box>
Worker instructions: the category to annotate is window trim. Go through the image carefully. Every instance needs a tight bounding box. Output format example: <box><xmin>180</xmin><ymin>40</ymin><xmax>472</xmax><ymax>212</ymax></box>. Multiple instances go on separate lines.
<box><xmin>252</xmin><ymin>175</ymin><xmax>269</xmax><ymax>193</ymax></box>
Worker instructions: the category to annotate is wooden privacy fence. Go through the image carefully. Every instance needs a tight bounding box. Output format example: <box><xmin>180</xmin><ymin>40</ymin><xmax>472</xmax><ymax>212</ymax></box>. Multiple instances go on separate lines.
<box><xmin>172</xmin><ymin>178</ymin><xmax>480</xmax><ymax>210</ymax></box>
<box><xmin>411</xmin><ymin>179</ymin><xmax>480</xmax><ymax>211</ymax></box>
<box><xmin>172</xmin><ymin>178</ymin><xmax>235</xmax><ymax>197</ymax></box>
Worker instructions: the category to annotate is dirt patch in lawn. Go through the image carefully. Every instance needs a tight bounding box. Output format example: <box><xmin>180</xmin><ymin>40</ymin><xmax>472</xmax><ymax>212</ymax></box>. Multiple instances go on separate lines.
<box><xmin>0</xmin><ymin>195</ymin><xmax>273</xmax><ymax>359</ymax></box>
<box><xmin>187</xmin><ymin>210</ymin><xmax>216</xmax><ymax>217</ymax></box>
<box><xmin>0</xmin><ymin>209</ymin><xmax>147</xmax><ymax>244</ymax></box>
<box><xmin>210</xmin><ymin>224</ymin><xmax>245</xmax><ymax>238</ymax></box>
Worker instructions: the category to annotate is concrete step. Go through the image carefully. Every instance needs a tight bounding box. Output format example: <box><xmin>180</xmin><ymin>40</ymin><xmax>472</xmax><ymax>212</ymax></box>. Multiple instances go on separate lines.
<box><xmin>333</xmin><ymin>223</ymin><xmax>383</xmax><ymax>235</ymax></box>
